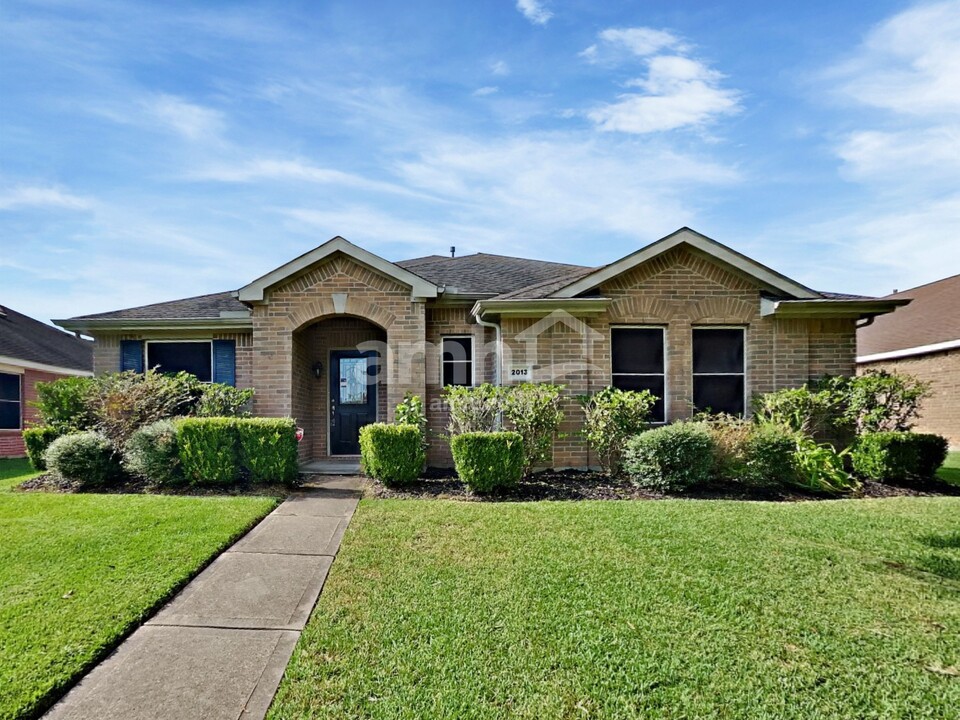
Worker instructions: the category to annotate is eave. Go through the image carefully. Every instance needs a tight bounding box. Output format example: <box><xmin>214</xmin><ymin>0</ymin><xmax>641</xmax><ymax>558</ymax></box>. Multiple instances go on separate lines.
<box><xmin>760</xmin><ymin>297</ymin><xmax>911</xmax><ymax>319</ymax></box>
<box><xmin>54</xmin><ymin>317</ymin><xmax>254</xmax><ymax>334</ymax></box>
<box><xmin>472</xmin><ymin>297</ymin><xmax>611</xmax><ymax>318</ymax></box>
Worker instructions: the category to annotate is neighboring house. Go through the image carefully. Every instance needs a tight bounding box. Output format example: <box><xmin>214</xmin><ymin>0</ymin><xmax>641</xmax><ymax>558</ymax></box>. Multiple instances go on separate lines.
<box><xmin>56</xmin><ymin>228</ymin><xmax>905</xmax><ymax>468</ymax></box>
<box><xmin>0</xmin><ymin>305</ymin><xmax>94</xmax><ymax>457</ymax></box>
<box><xmin>857</xmin><ymin>274</ymin><xmax>960</xmax><ymax>448</ymax></box>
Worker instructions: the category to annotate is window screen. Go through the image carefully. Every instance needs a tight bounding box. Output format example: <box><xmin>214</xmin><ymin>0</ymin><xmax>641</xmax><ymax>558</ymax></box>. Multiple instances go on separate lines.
<box><xmin>692</xmin><ymin>328</ymin><xmax>745</xmax><ymax>416</ymax></box>
<box><xmin>442</xmin><ymin>337</ymin><xmax>474</xmax><ymax>387</ymax></box>
<box><xmin>611</xmin><ymin>328</ymin><xmax>666</xmax><ymax>422</ymax></box>
<box><xmin>0</xmin><ymin>373</ymin><xmax>21</xmax><ymax>430</ymax></box>
<box><xmin>146</xmin><ymin>342</ymin><xmax>212</xmax><ymax>382</ymax></box>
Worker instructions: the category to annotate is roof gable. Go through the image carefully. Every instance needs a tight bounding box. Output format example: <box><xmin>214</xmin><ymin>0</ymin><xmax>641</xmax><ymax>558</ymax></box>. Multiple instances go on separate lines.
<box><xmin>238</xmin><ymin>236</ymin><xmax>438</xmax><ymax>302</ymax></box>
<box><xmin>550</xmin><ymin>228</ymin><xmax>821</xmax><ymax>300</ymax></box>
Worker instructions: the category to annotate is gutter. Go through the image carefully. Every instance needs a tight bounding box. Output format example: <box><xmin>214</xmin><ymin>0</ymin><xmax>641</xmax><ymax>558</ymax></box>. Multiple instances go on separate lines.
<box><xmin>759</xmin><ymin>297</ymin><xmax>911</xmax><ymax>319</ymax></box>
<box><xmin>474</xmin><ymin>312</ymin><xmax>501</xmax><ymax>386</ymax></box>
<box><xmin>54</xmin><ymin>317</ymin><xmax>254</xmax><ymax>334</ymax></box>
<box><xmin>857</xmin><ymin>338</ymin><xmax>960</xmax><ymax>364</ymax></box>
<box><xmin>471</xmin><ymin>297</ymin><xmax>611</xmax><ymax>317</ymax></box>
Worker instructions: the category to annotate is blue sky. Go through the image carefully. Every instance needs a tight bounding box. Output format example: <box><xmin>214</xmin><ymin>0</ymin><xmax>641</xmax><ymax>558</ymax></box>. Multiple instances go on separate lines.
<box><xmin>1</xmin><ymin>0</ymin><xmax>958</xmax><ymax>323</ymax></box>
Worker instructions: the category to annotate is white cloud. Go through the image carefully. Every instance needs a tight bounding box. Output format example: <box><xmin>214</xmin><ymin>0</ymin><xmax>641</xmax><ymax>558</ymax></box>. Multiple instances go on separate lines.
<box><xmin>490</xmin><ymin>60</ymin><xmax>510</xmax><ymax>76</ymax></box>
<box><xmin>588</xmin><ymin>54</ymin><xmax>740</xmax><ymax>133</ymax></box>
<box><xmin>473</xmin><ymin>86</ymin><xmax>499</xmax><ymax>97</ymax></box>
<box><xmin>141</xmin><ymin>94</ymin><xmax>225</xmax><ymax>140</ymax></box>
<box><xmin>587</xmin><ymin>27</ymin><xmax>684</xmax><ymax>60</ymax></box>
<box><xmin>516</xmin><ymin>0</ymin><xmax>552</xmax><ymax>26</ymax></box>
<box><xmin>0</xmin><ymin>186</ymin><xmax>92</xmax><ymax>211</ymax></box>
<box><xmin>836</xmin><ymin>128</ymin><xmax>960</xmax><ymax>183</ymax></box>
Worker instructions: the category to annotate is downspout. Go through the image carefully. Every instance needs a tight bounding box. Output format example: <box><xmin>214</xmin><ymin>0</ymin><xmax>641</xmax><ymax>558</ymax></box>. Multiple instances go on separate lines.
<box><xmin>475</xmin><ymin>311</ymin><xmax>501</xmax><ymax>386</ymax></box>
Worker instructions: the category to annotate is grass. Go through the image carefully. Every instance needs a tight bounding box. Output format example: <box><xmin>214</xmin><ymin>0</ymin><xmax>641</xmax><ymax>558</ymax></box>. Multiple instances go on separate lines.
<box><xmin>0</xmin><ymin>456</ymin><xmax>40</xmax><ymax>491</ymax></box>
<box><xmin>937</xmin><ymin>450</ymin><xmax>960</xmax><ymax>486</ymax></box>
<box><xmin>0</xmin><ymin>459</ymin><xmax>279</xmax><ymax>720</ymax></box>
<box><xmin>271</xmin><ymin>498</ymin><xmax>960</xmax><ymax>719</ymax></box>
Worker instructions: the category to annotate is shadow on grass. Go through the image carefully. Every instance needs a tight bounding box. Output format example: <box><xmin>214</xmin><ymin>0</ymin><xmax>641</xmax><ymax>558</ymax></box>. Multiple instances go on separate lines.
<box><xmin>936</xmin><ymin>465</ymin><xmax>960</xmax><ymax>486</ymax></box>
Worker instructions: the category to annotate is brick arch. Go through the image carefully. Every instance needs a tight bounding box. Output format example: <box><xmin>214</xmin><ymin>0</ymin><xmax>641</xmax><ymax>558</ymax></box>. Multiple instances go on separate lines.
<box><xmin>286</xmin><ymin>296</ymin><xmax>396</xmax><ymax>332</ymax></box>
<box><xmin>688</xmin><ymin>296</ymin><xmax>755</xmax><ymax>323</ymax></box>
<box><xmin>609</xmin><ymin>295</ymin><xmax>677</xmax><ymax>323</ymax></box>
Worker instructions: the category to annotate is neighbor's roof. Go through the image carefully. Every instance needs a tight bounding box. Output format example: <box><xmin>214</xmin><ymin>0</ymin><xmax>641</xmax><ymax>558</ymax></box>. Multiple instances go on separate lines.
<box><xmin>396</xmin><ymin>253</ymin><xmax>590</xmax><ymax>296</ymax></box>
<box><xmin>68</xmin><ymin>291</ymin><xmax>248</xmax><ymax>321</ymax></box>
<box><xmin>858</xmin><ymin>274</ymin><xmax>960</xmax><ymax>358</ymax></box>
<box><xmin>0</xmin><ymin>305</ymin><xmax>93</xmax><ymax>372</ymax></box>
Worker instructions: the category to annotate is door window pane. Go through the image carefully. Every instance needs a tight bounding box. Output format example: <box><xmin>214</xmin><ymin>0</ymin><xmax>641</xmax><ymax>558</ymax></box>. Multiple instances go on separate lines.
<box><xmin>0</xmin><ymin>373</ymin><xmax>20</xmax><ymax>429</ymax></box>
<box><xmin>442</xmin><ymin>337</ymin><xmax>473</xmax><ymax>387</ymax></box>
<box><xmin>611</xmin><ymin>327</ymin><xmax>666</xmax><ymax>422</ymax></box>
<box><xmin>692</xmin><ymin>328</ymin><xmax>745</xmax><ymax>416</ymax></box>
<box><xmin>146</xmin><ymin>342</ymin><xmax>212</xmax><ymax>382</ymax></box>
<box><xmin>339</xmin><ymin>357</ymin><xmax>368</xmax><ymax>404</ymax></box>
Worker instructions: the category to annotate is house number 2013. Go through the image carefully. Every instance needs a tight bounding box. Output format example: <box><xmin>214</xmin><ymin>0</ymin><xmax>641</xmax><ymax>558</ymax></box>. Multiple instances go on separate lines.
<box><xmin>509</xmin><ymin>366</ymin><xmax>532</xmax><ymax>381</ymax></box>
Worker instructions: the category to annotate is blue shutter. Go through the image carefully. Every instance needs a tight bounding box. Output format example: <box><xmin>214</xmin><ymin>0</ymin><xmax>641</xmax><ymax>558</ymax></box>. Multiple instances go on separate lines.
<box><xmin>120</xmin><ymin>340</ymin><xmax>144</xmax><ymax>373</ymax></box>
<box><xmin>212</xmin><ymin>340</ymin><xmax>236</xmax><ymax>386</ymax></box>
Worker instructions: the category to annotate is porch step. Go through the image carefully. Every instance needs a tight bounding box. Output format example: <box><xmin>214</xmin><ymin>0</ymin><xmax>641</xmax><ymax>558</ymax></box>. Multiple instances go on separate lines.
<box><xmin>299</xmin><ymin>459</ymin><xmax>362</xmax><ymax>475</ymax></box>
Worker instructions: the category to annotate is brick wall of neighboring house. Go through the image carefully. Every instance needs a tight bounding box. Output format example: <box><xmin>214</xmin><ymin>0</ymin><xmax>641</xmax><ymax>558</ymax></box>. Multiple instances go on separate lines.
<box><xmin>0</xmin><ymin>367</ymin><xmax>69</xmax><ymax>457</ymax></box>
<box><xmin>250</xmin><ymin>255</ymin><xmax>427</xmax><ymax>457</ymax></box>
<box><xmin>858</xmin><ymin>349</ymin><xmax>960</xmax><ymax>448</ymax></box>
<box><xmin>499</xmin><ymin>247</ymin><xmax>859</xmax><ymax>468</ymax></box>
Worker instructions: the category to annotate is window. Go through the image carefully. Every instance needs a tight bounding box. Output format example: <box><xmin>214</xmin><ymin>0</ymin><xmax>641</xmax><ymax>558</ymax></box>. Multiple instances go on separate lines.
<box><xmin>692</xmin><ymin>328</ymin><xmax>745</xmax><ymax>416</ymax></box>
<box><xmin>146</xmin><ymin>341</ymin><xmax>212</xmax><ymax>382</ymax></box>
<box><xmin>441</xmin><ymin>337</ymin><xmax>474</xmax><ymax>387</ymax></box>
<box><xmin>0</xmin><ymin>372</ymin><xmax>21</xmax><ymax>430</ymax></box>
<box><xmin>611</xmin><ymin>327</ymin><xmax>666</xmax><ymax>423</ymax></box>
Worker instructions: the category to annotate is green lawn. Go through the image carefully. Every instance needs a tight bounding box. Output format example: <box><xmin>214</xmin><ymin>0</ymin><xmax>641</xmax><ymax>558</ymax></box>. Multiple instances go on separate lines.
<box><xmin>938</xmin><ymin>450</ymin><xmax>960</xmax><ymax>486</ymax></box>
<box><xmin>271</xmin><ymin>498</ymin><xmax>960</xmax><ymax>719</ymax></box>
<box><xmin>0</xmin><ymin>456</ymin><xmax>39</xmax><ymax>491</ymax></box>
<box><xmin>0</xmin><ymin>459</ymin><xmax>278</xmax><ymax>720</ymax></box>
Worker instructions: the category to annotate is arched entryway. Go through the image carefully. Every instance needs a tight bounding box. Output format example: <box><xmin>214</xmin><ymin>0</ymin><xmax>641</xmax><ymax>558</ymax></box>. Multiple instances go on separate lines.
<box><xmin>291</xmin><ymin>316</ymin><xmax>387</xmax><ymax>461</ymax></box>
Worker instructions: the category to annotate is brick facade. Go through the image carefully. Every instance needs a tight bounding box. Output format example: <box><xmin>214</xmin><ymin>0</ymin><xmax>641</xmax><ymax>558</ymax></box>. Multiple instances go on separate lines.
<box><xmin>858</xmin><ymin>350</ymin><xmax>960</xmax><ymax>448</ymax></box>
<box><xmin>0</xmin><ymin>367</ymin><xmax>75</xmax><ymax>457</ymax></box>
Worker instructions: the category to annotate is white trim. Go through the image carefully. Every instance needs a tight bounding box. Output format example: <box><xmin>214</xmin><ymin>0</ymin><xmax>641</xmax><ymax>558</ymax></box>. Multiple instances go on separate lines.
<box><xmin>610</xmin><ymin>325</ymin><xmax>668</xmax><ymax>423</ymax></box>
<box><xmin>144</xmin><ymin>340</ymin><xmax>213</xmax><ymax>382</ymax></box>
<box><xmin>238</xmin><ymin>236</ymin><xmax>438</xmax><ymax>302</ymax></box>
<box><xmin>691</xmin><ymin>326</ymin><xmax>748</xmax><ymax>416</ymax></box>
<box><xmin>0</xmin><ymin>355</ymin><xmax>92</xmax><ymax>377</ymax></box>
<box><xmin>856</xmin><ymin>338</ymin><xmax>960</xmax><ymax>364</ymax></box>
<box><xmin>552</xmin><ymin>228</ymin><xmax>820</xmax><ymax>300</ymax></box>
<box><xmin>441</xmin><ymin>335</ymin><xmax>477</xmax><ymax>387</ymax></box>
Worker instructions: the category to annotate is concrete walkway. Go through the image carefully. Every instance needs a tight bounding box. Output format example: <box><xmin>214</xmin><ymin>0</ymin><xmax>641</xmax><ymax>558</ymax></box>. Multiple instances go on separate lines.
<box><xmin>45</xmin><ymin>477</ymin><xmax>363</xmax><ymax>720</ymax></box>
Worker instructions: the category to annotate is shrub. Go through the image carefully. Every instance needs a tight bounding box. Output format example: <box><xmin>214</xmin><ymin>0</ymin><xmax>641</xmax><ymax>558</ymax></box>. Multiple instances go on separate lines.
<box><xmin>753</xmin><ymin>385</ymin><xmax>845</xmax><ymax>438</ymax></box>
<box><xmin>502</xmin><ymin>383</ymin><xmax>565</xmax><ymax>475</ymax></box>
<box><xmin>623</xmin><ymin>423</ymin><xmax>714</xmax><ymax>491</ymax></box>
<box><xmin>741</xmin><ymin>424</ymin><xmax>797</xmax><ymax>487</ymax></box>
<box><xmin>177</xmin><ymin>417</ymin><xmax>241</xmax><ymax>486</ymax></box>
<box><xmin>32</xmin><ymin>376</ymin><xmax>96</xmax><ymax>432</ymax></box>
<box><xmin>395</xmin><ymin>393</ymin><xmax>428</xmax><ymax>449</ymax></box>
<box><xmin>698</xmin><ymin>414</ymin><xmax>754</xmax><ymax>481</ymax></box>
<box><xmin>123</xmin><ymin>419</ymin><xmax>183</xmax><ymax>486</ymax></box>
<box><xmin>22</xmin><ymin>426</ymin><xmax>61</xmax><ymax>470</ymax></box>
<box><xmin>450</xmin><ymin>431</ymin><xmax>524</xmax><ymax>493</ymax></box>
<box><xmin>851</xmin><ymin>432</ymin><xmax>948</xmax><ymax>482</ymax></box>
<box><xmin>444</xmin><ymin>384</ymin><xmax>504</xmax><ymax>435</ymax></box>
<box><xmin>360</xmin><ymin>423</ymin><xmax>425</xmax><ymax>486</ymax></box>
<box><xmin>195</xmin><ymin>384</ymin><xmax>254</xmax><ymax>417</ymax></box>
<box><xmin>93</xmin><ymin>370</ymin><xmax>196</xmax><ymax>446</ymax></box>
<box><xmin>44</xmin><ymin>431</ymin><xmax>121</xmax><ymax>487</ymax></box>
<box><xmin>237</xmin><ymin>418</ymin><xmax>299</xmax><ymax>485</ymax></box>
<box><xmin>833</xmin><ymin>371</ymin><xmax>932</xmax><ymax>433</ymax></box>
<box><xmin>790</xmin><ymin>436</ymin><xmax>857</xmax><ymax>494</ymax></box>
<box><xmin>578</xmin><ymin>387</ymin><xmax>655</xmax><ymax>476</ymax></box>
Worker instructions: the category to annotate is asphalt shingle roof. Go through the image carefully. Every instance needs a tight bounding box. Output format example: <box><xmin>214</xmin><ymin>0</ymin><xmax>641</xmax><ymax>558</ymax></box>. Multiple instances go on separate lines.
<box><xmin>857</xmin><ymin>274</ymin><xmax>960</xmax><ymax>356</ymax></box>
<box><xmin>70</xmin><ymin>291</ymin><xmax>248</xmax><ymax>320</ymax></box>
<box><xmin>396</xmin><ymin>253</ymin><xmax>591</xmax><ymax>296</ymax></box>
<box><xmin>0</xmin><ymin>305</ymin><xmax>93</xmax><ymax>371</ymax></box>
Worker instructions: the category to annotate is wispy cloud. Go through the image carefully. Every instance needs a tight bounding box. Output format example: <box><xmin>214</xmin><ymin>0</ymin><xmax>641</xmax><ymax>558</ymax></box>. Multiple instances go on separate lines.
<box><xmin>0</xmin><ymin>186</ymin><xmax>92</xmax><ymax>211</ymax></box>
<box><xmin>472</xmin><ymin>86</ymin><xmax>499</xmax><ymax>97</ymax></box>
<box><xmin>516</xmin><ymin>0</ymin><xmax>552</xmax><ymax>26</ymax></box>
<box><xmin>583</xmin><ymin>29</ymin><xmax>741</xmax><ymax>134</ymax></box>
<box><xmin>490</xmin><ymin>60</ymin><xmax>510</xmax><ymax>76</ymax></box>
<box><xmin>141</xmin><ymin>94</ymin><xmax>225</xmax><ymax>140</ymax></box>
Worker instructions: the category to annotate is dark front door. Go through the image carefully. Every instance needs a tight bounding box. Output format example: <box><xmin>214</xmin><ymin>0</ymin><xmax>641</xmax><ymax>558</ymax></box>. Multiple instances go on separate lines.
<box><xmin>329</xmin><ymin>350</ymin><xmax>379</xmax><ymax>455</ymax></box>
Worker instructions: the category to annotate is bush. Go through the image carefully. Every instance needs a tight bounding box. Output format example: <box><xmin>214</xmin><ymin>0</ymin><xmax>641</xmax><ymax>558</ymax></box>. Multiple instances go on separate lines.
<box><xmin>444</xmin><ymin>384</ymin><xmax>503</xmax><ymax>434</ymax></box>
<box><xmin>753</xmin><ymin>385</ymin><xmax>846</xmax><ymax>439</ymax></box>
<box><xmin>22</xmin><ymin>426</ymin><xmax>61</xmax><ymax>471</ymax></box>
<box><xmin>360</xmin><ymin>423</ymin><xmax>425</xmax><ymax>486</ymax></box>
<box><xmin>395</xmin><ymin>393</ymin><xmax>428</xmax><ymax>449</ymax></box>
<box><xmin>741</xmin><ymin>424</ymin><xmax>797</xmax><ymax>487</ymax></box>
<box><xmin>791</xmin><ymin>436</ymin><xmax>857</xmax><ymax>494</ymax></box>
<box><xmin>698</xmin><ymin>414</ymin><xmax>753</xmax><ymax>481</ymax></box>
<box><xmin>851</xmin><ymin>432</ymin><xmax>948</xmax><ymax>482</ymax></box>
<box><xmin>44</xmin><ymin>431</ymin><xmax>121</xmax><ymax>487</ymax></box>
<box><xmin>450</xmin><ymin>431</ymin><xmax>524</xmax><ymax>493</ymax></box>
<box><xmin>502</xmin><ymin>383</ymin><xmax>565</xmax><ymax>475</ymax></box>
<box><xmin>123</xmin><ymin>419</ymin><xmax>183</xmax><ymax>486</ymax></box>
<box><xmin>93</xmin><ymin>370</ymin><xmax>196</xmax><ymax>446</ymax></box>
<box><xmin>177</xmin><ymin>417</ymin><xmax>240</xmax><ymax>486</ymax></box>
<box><xmin>237</xmin><ymin>418</ymin><xmax>299</xmax><ymax>485</ymax></box>
<box><xmin>623</xmin><ymin>423</ymin><xmax>714</xmax><ymax>491</ymax></box>
<box><xmin>834</xmin><ymin>371</ymin><xmax>932</xmax><ymax>433</ymax></box>
<box><xmin>578</xmin><ymin>387</ymin><xmax>655</xmax><ymax>476</ymax></box>
<box><xmin>32</xmin><ymin>376</ymin><xmax>96</xmax><ymax>433</ymax></box>
<box><xmin>195</xmin><ymin>384</ymin><xmax>254</xmax><ymax>417</ymax></box>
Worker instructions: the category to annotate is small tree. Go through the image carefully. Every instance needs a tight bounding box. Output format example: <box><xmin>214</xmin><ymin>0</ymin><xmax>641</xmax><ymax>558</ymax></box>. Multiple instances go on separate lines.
<box><xmin>444</xmin><ymin>383</ymin><xmax>504</xmax><ymax>435</ymax></box>
<box><xmin>502</xmin><ymin>383</ymin><xmax>565</xmax><ymax>476</ymax></box>
<box><xmin>577</xmin><ymin>387</ymin><xmax>655</xmax><ymax>476</ymax></box>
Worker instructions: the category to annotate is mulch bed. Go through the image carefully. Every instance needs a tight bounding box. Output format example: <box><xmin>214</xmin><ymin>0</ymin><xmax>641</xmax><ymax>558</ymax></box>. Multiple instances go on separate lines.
<box><xmin>15</xmin><ymin>474</ymin><xmax>290</xmax><ymax>497</ymax></box>
<box><xmin>368</xmin><ymin>468</ymin><xmax>960</xmax><ymax>503</ymax></box>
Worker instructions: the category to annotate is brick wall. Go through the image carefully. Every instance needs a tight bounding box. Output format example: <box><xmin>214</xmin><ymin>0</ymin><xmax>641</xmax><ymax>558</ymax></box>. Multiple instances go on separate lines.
<box><xmin>858</xmin><ymin>349</ymin><xmax>960</xmax><ymax>447</ymax></box>
<box><xmin>0</xmin><ymin>367</ymin><xmax>76</xmax><ymax>457</ymax></box>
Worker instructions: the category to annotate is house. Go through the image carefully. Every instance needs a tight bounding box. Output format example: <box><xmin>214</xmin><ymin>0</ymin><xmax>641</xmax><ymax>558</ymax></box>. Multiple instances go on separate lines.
<box><xmin>56</xmin><ymin>228</ymin><xmax>906</xmax><ymax>468</ymax></box>
<box><xmin>857</xmin><ymin>274</ymin><xmax>960</xmax><ymax>448</ymax></box>
<box><xmin>1</xmin><ymin>305</ymin><xmax>94</xmax><ymax>457</ymax></box>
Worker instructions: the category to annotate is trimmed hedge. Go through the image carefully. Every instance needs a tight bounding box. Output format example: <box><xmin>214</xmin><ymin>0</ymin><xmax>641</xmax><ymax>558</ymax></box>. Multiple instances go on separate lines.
<box><xmin>177</xmin><ymin>417</ymin><xmax>241</xmax><ymax>486</ymax></box>
<box><xmin>623</xmin><ymin>423</ymin><xmax>714</xmax><ymax>491</ymax></box>
<box><xmin>237</xmin><ymin>418</ymin><xmax>299</xmax><ymax>484</ymax></box>
<box><xmin>450</xmin><ymin>431</ymin><xmax>524</xmax><ymax>493</ymax></box>
<box><xmin>22</xmin><ymin>426</ymin><xmax>61</xmax><ymax>470</ymax></box>
<box><xmin>851</xmin><ymin>431</ymin><xmax>948</xmax><ymax>482</ymax></box>
<box><xmin>124</xmin><ymin>419</ymin><xmax>183</xmax><ymax>486</ymax></box>
<box><xmin>44</xmin><ymin>431</ymin><xmax>121</xmax><ymax>487</ymax></box>
<box><xmin>359</xmin><ymin>423</ymin><xmax>425</xmax><ymax>486</ymax></box>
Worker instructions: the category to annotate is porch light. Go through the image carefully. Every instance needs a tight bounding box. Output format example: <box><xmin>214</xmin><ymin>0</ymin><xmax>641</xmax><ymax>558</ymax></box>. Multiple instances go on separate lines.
<box><xmin>312</xmin><ymin>361</ymin><xmax>324</xmax><ymax>379</ymax></box>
